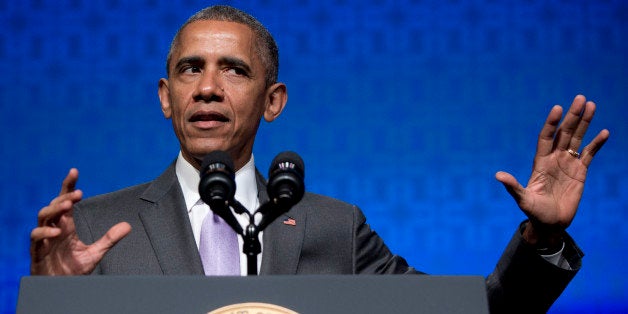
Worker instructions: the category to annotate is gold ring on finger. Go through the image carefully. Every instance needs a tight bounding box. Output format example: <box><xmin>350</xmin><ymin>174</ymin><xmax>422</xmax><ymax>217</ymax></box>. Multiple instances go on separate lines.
<box><xmin>567</xmin><ymin>148</ymin><xmax>580</xmax><ymax>158</ymax></box>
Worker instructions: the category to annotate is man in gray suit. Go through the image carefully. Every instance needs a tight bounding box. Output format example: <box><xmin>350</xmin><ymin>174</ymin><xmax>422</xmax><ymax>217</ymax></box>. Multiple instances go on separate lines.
<box><xmin>30</xmin><ymin>5</ymin><xmax>610</xmax><ymax>313</ymax></box>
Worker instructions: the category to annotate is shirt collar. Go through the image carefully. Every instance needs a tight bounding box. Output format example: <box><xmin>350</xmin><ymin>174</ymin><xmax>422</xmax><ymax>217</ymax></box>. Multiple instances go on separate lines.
<box><xmin>175</xmin><ymin>152</ymin><xmax>258</xmax><ymax>213</ymax></box>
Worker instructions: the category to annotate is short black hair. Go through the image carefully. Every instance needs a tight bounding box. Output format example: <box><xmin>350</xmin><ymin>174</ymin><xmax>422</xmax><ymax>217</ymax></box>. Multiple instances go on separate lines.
<box><xmin>165</xmin><ymin>5</ymin><xmax>279</xmax><ymax>87</ymax></box>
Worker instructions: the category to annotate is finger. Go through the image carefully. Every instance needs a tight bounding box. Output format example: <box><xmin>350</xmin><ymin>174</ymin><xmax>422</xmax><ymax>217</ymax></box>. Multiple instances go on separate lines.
<box><xmin>60</xmin><ymin>168</ymin><xmax>79</xmax><ymax>195</ymax></box>
<box><xmin>30</xmin><ymin>227</ymin><xmax>62</xmax><ymax>259</ymax></box>
<box><xmin>30</xmin><ymin>226</ymin><xmax>63</xmax><ymax>242</ymax></box>
<box><xmin>536</xmin><ymin>105</ymin><xmax>563</xmax><ymax>157</ymax></box>
<box><xmin>580</xmin><ymin>129</ymin><xmax>610</xmax><ymax>167</ymax></box>
<box><xmin>48</xmin><ymin>188</ymin><xmax>83</xmax><ymax>209</ymax></box>
<box><xmin>495</xmin><ymin>171</ymin><xmax>525</xmax><ymax>203</ymax></box>
<box><xmin>38</xmin><ymin>200</ymin><xmax>72</xmax><ymax>226</ymax></box>
<box><xmin>38</xmin><ymin>190</ymin><xmax>82</xmax><ymax>226</ymax></box>
<box><xmin>568</xmin><ymin>100</ymin><xmax>596</xmax><ymax>152</ymax></box>
<box><xmin>554</xmin><ymin>95</ymin><xmax>587</xmax><ymax>151</ymax></box>
<box><xmin>87</xmin><ymin>222</ymin><xmax>132</xmax><ymax>257</ymax></box>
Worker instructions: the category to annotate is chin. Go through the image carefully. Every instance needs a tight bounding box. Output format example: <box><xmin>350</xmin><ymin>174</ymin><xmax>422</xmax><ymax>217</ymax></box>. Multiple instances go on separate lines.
<box><xmin>186</xmin><ymin>141</ymin><xmax>228</xmax><ymax>159</ymax></box>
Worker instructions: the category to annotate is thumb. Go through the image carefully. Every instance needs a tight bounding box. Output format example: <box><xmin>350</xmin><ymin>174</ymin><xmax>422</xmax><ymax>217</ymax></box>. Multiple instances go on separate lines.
<box><xmin>89</xmin><ymin>222</ymin><xmax>132</xmax><ymax>257</ymax></box>
<box><xmin>495</xmin><ymin>171</ymin><xmax>525</xmax><ymax>204</ymax></box>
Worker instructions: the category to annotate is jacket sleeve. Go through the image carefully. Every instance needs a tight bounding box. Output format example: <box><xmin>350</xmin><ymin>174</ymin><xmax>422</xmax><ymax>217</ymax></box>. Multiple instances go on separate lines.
<box><xmin>352</xmin><ymin>205</ymin><xmax>424</xmax><ymax>275</ymax></box>
<box><xmin>486</xmin><ymin>221</ymin><xmax>583</xmax><ymax>313</ymax></box>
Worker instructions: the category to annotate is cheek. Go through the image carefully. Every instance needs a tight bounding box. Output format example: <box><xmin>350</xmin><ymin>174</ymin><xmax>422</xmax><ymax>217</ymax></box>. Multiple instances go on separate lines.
<box><xmin>169</xmin><ymin>91</ymin><xmax>189</xmax><ymax>118</ymax></box>
<box><xmin>168</xmin><ymin>98</ymin><xmax>189</xmax><ymax>134</ymax></box>
<box><xmin>234</xmin><ymin>109</ymin><xmax>265</xmax><ymax>139</ymax></box>
<box><xmin>235</xmin><ymin>96</ymin><xmax>265</xmax><ymax>124</ymax></box>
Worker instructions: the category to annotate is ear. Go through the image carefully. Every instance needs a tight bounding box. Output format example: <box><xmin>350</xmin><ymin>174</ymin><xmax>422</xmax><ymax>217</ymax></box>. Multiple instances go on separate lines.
<box><xmin>263</xmin><ymin>83</ymin><xmax>288</xmax><ymax>122</ymax></box>
<box><xmin>158</xmin><ymin>78</ymin><xmax>172</xmax><ymax>119</ymax></box>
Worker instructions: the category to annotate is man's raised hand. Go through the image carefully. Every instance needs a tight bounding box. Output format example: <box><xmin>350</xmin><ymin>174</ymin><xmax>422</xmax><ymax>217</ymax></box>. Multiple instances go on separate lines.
<box><xmin>30</xmin><ymin>168</ymin><xmax>131</xmax><ymax>275</ymax></box>
<box><xmin>495</xmin><ymin>95</ymin><xmax>609</xmax><ymax>246</ymax></box>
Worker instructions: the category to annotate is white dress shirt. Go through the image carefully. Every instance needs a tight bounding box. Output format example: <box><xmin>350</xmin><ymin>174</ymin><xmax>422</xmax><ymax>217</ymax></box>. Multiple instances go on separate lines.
<box><xmin>175</xmin><ymin>152</ymin><xmax>262</xmax><ymax>276</ymax></box>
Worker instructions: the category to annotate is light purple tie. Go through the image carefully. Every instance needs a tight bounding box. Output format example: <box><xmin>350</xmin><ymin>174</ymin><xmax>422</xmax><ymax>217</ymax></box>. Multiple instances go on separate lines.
<box><xmin>199</xmin><ymin>211</ymin><xmax>240</xmax><ymax>276</ymax></box>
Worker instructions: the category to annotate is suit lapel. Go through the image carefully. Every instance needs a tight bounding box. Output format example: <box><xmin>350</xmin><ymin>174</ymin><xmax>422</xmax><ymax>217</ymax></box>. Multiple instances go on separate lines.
<box><xmin>134</xmin><ymin>164</ymin><xmax>306</xmax><ymax>275</ymax></box>
<box><xmin>257</xmin><ymin>170</ymin><xmax>307</xmax><ymax>275</ymax></box>
<box><xmin>138</xmin><ymin>163</ymin><xmax>204</xmax><ymax>275</ymax></box>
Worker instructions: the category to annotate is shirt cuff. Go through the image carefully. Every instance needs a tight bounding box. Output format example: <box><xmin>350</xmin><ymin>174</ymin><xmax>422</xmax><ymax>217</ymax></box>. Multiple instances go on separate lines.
<box><xmin>539</xmin><ymin>241</ymin><xmax>572</xmax><ymax>270</ymax></box>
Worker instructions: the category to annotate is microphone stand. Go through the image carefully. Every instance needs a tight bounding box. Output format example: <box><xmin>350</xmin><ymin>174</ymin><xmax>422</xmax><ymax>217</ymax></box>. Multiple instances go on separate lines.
<box><xmin>227</xmin><ymin>200</ymin><xmax>287</xmax><ymax>276</ymax></box>
<box><xmin>201</xmin><ymin>151</ymin><xmax>304</xmax><ymax>276</ymax></box>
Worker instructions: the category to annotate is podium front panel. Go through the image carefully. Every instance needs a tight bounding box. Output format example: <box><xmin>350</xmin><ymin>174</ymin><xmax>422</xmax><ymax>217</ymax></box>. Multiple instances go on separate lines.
<box><xmin>18</xmin><ymin>275</ymin><xmax>488</xmax><ymax>314</ymax></box>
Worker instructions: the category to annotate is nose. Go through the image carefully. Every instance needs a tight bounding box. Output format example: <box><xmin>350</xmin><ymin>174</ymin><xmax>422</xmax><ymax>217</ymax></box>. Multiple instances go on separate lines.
<box><xmin>194</xmin><ymin>70</ymin><xmax>224</xmax><ymax>102</ymax></box>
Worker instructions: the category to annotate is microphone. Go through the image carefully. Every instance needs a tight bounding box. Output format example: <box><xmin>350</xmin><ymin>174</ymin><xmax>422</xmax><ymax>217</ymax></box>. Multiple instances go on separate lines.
<box><xmin>195</xmin><ymin>150</ymin><xmax>306</xmax><ymax>276</ymax></box>
<box><xmin>198</xmin><ymin>150</ymin><xmax>236</xmax><ymax>212</ymax></box>
<box><xmin>267</xmin><ymin>151</ymin><xmax>305</xmax><ymax>209</ymax></box>
<box><xmin>256</xmin><ymin>151</ymin><xmax>305</xmax><ymax>232</ymax></box>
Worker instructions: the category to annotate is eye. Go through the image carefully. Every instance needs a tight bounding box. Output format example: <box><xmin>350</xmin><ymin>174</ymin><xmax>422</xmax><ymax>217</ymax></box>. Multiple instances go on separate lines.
<box><xmin>181</xmin><ymin>65</ymin><xmax>202</xmax><ymax>74</ymax></box>
<box><xmin>225</xmin><ymin>67</ymin><xmax>248</xmax><ymax>77</ymax></box>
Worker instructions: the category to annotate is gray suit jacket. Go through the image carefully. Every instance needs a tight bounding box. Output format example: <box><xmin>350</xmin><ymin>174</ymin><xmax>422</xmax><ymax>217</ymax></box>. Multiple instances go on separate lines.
<box><xmin>74</xmin><ymin>162</ymin><xmax>582</xmax><ymax>313</ymax></box>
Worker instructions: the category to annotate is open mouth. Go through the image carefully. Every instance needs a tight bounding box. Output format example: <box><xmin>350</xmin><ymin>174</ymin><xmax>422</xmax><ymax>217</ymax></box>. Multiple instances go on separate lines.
<box><xmin>189</xmin><ymin>111</ymin><xmax>230</xmax><ymax>123</ymax></box>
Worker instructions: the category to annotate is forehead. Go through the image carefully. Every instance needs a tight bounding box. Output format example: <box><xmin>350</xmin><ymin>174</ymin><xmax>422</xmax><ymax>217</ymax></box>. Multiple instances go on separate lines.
<box><xmin>173</xmin><ymin>20</ymin><xmax>259</xmax><ymax>64</ymax></box>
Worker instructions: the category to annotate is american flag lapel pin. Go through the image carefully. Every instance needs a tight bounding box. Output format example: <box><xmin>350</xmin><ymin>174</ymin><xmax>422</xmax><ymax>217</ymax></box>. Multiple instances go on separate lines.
<box><xmin>283</xmin><ymin>217</ymin><xmax>296</xmax><ymax>226</ymax></box>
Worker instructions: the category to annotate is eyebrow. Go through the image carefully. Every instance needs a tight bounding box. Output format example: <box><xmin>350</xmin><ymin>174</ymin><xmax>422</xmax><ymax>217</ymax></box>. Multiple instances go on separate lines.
<box><xmin>218</xmin><ymin>56</ymin><xmax>253</xmax><ymax>75</ymax></box>
<box><xmin>173</xmin><ymin>55</ymin><xmax>254</xmax><ymax>76</ymax></box>
<box><xmin>174</xmin><ymin>56</ymin><xmax>204</xmax><ymax>71</ymax></box>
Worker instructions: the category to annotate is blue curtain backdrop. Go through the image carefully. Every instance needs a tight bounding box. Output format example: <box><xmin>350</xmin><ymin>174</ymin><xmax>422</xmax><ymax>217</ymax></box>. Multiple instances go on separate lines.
<box><xmin>1</xmin><ymin>0</ymin><xmax>626</xmax><ymax>312</ymax></box>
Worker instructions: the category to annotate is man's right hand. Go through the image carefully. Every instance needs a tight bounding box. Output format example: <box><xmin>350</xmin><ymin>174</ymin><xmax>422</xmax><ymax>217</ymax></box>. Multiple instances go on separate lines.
<box><xmin>30</xmin><ymin>168</ymin><xmax>131</xmax><ymax>275</ymax></box>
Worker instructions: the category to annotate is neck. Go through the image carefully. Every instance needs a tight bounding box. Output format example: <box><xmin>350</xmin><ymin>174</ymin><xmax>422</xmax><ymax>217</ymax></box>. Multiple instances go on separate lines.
<box><xmin>181</xmin><ymin>150</ymin><xmax>252</xmax><ymax>172</ymax></box>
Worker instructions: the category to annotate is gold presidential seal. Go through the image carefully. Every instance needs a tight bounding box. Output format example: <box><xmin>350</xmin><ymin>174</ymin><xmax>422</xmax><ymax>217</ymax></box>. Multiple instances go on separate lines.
<box><xmin>208</xmin><ymin>302</ymin><xmax>298</xmax><ymax>314</ymax></box>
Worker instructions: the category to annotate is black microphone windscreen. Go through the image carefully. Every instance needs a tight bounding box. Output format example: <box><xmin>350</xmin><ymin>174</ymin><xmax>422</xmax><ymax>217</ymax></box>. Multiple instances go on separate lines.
<box><xmin>269</xmin><ymin>151</ymin><xmax>304</xmax><ymax>177</ymax></box>
<box><xmin>201</xmin><ymin>150</ymin><xmax>234</xmax><ymax>172</ymax></box>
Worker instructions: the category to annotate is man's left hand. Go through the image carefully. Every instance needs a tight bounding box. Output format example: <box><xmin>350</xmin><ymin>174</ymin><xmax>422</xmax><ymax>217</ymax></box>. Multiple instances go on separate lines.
<box><xmin>495</xmin><ymin>95</ymin><xmax>610</xmax><ymax>247</ymax></box>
